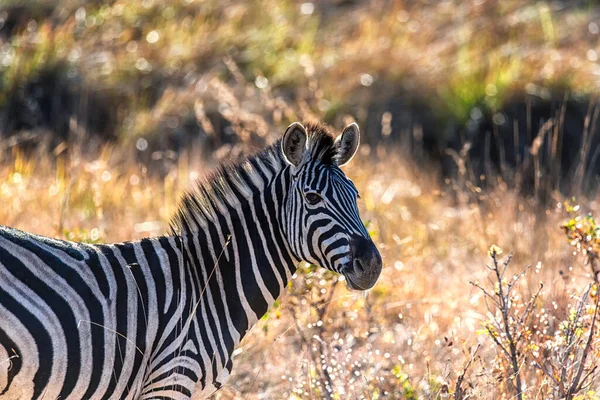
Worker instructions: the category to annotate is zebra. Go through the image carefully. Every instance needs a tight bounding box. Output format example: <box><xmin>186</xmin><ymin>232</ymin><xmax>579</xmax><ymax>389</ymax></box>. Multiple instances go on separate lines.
<box><xmin>0</xmin><ymin>121</ymin><xmax>382</xmax><ymax>399</ymax></box>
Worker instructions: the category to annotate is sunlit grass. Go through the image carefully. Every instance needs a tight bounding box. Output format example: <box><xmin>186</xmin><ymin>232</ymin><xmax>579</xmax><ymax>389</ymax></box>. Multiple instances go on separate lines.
<box><xmin>1</xmin><ymin>138</ymin><xmax>598</xmax><ymax>398</ymax></box>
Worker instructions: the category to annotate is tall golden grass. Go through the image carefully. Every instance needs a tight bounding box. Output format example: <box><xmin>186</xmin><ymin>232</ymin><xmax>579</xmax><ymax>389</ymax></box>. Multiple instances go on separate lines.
<box><xmin>2</xmin><ymin>127</ymin><xmax>599</xmax><ymax>398</ymax></box>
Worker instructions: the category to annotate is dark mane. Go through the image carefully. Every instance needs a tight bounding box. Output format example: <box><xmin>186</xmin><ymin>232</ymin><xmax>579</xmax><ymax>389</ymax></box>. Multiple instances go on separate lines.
<box><xmin>170</xmin><ymin>122</ymin><xmax>339</xmax><ymax>236</ymax></box>
<box><xmin>301</xmin><ymin>121</ymin><xmax>338</xmax><ymax>165</ymax></box>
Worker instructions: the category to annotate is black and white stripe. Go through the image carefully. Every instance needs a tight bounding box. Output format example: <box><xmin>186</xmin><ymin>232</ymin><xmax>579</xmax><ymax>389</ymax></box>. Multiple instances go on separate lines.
<box><xmin>0</xmin><ymin>122</ymin><xmax>382</xmax><ymax>399</ymax></box>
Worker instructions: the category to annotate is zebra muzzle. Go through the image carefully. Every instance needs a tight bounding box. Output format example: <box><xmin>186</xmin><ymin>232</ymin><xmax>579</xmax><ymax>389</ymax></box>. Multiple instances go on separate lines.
<box><xmin>344</xmin><ymin>235</ymin><xmax>382</xmax><ymax>290</ymax></box>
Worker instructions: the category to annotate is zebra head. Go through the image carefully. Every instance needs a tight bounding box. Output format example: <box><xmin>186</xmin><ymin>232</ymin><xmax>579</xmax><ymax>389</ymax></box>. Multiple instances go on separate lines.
<box><xmin>281</xmin><ymin>122</ymin><xmax>382</xmax><ymax>290</ymax></box>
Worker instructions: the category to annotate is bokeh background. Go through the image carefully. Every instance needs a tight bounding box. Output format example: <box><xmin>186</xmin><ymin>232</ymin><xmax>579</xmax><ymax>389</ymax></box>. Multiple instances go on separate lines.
<box><xmin>2</xmin><ymin>0</ymin><xmax>600</xmax><ymax>398</ymax></box>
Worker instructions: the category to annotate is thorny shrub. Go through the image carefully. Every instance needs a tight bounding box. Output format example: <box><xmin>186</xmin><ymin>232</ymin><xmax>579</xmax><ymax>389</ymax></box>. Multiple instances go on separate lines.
<box><xmin>467</xmin><ymin>204</ymin><xmax>600</xmax><ymax>400</ymax></box>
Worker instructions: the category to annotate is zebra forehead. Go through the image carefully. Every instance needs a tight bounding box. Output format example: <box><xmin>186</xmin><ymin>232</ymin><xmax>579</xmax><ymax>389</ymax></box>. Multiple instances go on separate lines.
<box><xmin>305</xmin><ymin>164</ymin><xmax>353</xmax><ymax>187</ymax></box>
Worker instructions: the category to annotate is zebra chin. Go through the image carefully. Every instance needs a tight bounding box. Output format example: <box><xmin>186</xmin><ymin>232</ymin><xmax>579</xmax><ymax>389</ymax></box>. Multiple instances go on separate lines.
<box><xmin>341</xmin><ymin>235</ymin><xmax>383</xmax><ymax>291</ymax></box>
<box><xmin>343</xmin><ymin>267</ymin><xmax>381</xmax><ymax>290</ymax></box>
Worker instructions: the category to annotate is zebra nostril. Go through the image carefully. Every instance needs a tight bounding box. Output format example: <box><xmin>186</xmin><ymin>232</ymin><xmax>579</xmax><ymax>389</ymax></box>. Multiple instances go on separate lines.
<box><xmin>353</xmin><ymin>259</ymin><xmax>365</xmax><ymax>273</ymax></box>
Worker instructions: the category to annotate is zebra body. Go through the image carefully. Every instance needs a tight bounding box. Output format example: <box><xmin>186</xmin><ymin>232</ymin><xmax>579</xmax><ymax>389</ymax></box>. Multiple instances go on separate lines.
<box><xmin>0</xmin><ymin>122</ymin><xmax>382</xmax><ymax>399</ymax></box>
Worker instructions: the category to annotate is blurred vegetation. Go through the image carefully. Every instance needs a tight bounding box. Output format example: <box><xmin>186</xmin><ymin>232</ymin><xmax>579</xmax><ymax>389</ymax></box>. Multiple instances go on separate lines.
<box><xmin>2</xmin><ymin>0</ymin><xmax>600</xmax><ymax>173</ymax></box>
<box><xmin>3</xmin><ymin>0</ymin><xmax>600</xmax><ymax>399</ymax></box>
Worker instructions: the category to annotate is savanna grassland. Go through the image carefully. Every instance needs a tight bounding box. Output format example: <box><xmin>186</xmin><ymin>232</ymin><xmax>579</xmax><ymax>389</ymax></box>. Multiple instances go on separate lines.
<box><xmin>2</xmin><ymin>1</ymin><xmax>600</xmax><ymax>399</ymax></box>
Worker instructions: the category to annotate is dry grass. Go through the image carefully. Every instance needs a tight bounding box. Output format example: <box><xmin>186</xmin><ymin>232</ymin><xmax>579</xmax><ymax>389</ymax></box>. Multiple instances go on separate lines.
<box><xmin>2</xmin><ymin>135</ymin><xmax>599</xmax><ymax>399</ymax></box>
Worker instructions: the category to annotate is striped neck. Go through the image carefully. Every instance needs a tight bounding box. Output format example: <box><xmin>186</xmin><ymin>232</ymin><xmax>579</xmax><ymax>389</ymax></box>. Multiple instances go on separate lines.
<box><xmin>171</xmin><ymin>142</ymin><xmax>299</xmax><ymax>335</ymax></box>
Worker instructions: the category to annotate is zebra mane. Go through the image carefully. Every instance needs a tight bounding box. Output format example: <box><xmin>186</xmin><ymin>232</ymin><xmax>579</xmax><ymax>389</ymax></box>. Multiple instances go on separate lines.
<box><xmin>170</xmin><ymin>122</ymin><xmax>338</xmax><ymax>236</ymax></box>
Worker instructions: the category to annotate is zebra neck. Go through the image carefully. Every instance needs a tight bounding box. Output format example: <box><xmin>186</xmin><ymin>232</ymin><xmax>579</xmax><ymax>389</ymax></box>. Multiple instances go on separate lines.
<box><xmin>176</xmin><ymin>156</ymin><xmax>299</xmax><ymax>338</ymax></box>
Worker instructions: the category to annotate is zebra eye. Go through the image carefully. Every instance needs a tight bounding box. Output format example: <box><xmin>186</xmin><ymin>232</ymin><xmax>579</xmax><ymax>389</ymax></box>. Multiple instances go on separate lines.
<box><xmin>305</xmin><ymin>192</ymin><xmax>323</xmax><ymax>205</ymax></box>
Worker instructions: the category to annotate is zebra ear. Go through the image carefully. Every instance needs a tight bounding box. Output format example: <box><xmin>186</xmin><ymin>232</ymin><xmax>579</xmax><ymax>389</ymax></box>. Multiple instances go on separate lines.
<box><xmin>282</xmin><ymin>122</ymin><xmax>308</xmax><ymax>167</ymax></box>
<box><xmin>334</xmin><ymin>123</ymin><xmax>360</xmax><ymax>166</ymax></box>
